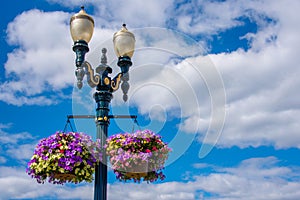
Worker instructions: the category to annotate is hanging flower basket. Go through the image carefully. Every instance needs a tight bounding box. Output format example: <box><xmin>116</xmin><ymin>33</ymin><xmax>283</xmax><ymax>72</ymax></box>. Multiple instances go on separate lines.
<box><xmin>27</xmin><ymin>131</ymin><xmax>102</xmax><ymax>184</ymax></box>
<box><xmin>105</xmin><ymin>129</ymin><xmax>171</xmax><ymax>183</ymax></box>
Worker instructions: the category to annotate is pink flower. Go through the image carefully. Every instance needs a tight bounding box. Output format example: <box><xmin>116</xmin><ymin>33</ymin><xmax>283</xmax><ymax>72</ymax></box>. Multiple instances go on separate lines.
<box><xmin>145</xmin><ymin>149</ymin><xmax>151</xmax><ymax>153</ymax></box>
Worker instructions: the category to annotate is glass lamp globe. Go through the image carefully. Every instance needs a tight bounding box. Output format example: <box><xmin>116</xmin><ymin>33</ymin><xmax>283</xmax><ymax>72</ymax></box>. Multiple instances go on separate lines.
<box><xmin>113</xmin><ymin>24</ymin><xmax>135</xmax><ymax>58</ymax></box>
<box><xmin>70</xmin><ymin>6</ymin><xmax>94</xmax><ymax>43</ymax></box>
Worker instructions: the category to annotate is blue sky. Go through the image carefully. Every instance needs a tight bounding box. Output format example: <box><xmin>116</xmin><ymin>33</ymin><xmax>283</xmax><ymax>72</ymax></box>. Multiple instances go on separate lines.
<box><xmin>1</xmin><ymin>0</ymin><xmax>300</xmax><ymax>199</ymax></box>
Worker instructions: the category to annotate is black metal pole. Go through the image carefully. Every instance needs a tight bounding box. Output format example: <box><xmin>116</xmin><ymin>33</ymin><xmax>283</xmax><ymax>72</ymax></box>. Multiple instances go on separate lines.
<box><xmin>71</xmin><ymin>42</ymin><xmax>133</xmax><ymax>199</ymax></box>
<box><xmin>94</xmin><ymin>90</ymin><xmax>112</xmax><ymax>200</ymax></box>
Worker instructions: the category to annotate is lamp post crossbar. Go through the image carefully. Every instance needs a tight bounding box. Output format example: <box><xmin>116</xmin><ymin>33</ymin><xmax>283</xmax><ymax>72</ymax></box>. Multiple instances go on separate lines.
<box><xmin>67</xmin><ymin>115</ymin><xmax>137</xmax><ymax>119</ymax></box>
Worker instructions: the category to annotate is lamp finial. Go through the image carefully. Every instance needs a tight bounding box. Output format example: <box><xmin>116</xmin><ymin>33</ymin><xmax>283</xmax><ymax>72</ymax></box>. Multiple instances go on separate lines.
<box><xmin>101</xmin><ymin>48</ymin><xmax>107</xmax><ymax>65</ymax></box>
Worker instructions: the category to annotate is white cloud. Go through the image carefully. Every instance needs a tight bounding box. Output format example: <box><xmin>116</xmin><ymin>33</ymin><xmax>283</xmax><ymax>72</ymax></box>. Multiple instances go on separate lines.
<box><xmin>0</xmin><ymin>120</ymin><xmax>298</xmax><ymax>199</ymax></box>
<box><xmin>192</xmin><ymin>157</ymin><xmax>300</xmax><ymax>200</ymax></box>
<box><xmin>106</xmin><ymin>0</ymin><xmax>300</xmax><ymax>151</ymax></box>
<box><xmin>1</xmin><ymin>9</ymin><xmax>75</xmax><ymax>106</ymax></box>
<box><xmin>0</xmin><ymin>156</ymin><xmax>7</xmax><ymax>164</ymax></box>
<box><xmin>107</xmin><ymin>0</ymin><xmax>300</xmax><ymax>150</ymax></box>
<box><xmin>47</xmin><ymin>0</ymin><xmax>173</xmax><ymax>28</ymax></box>
<box><xmin>1</xmin><ymin>157</ymin><xmax>298</xmax><ymax>200</ymax></box>
<box><xmin>6</xmin><ymin>144</ymin><xmax>35</xmax><ymax>160</ymax></box>
<box><xmin>110</xmin><ymin>0</ymin><xmax>300</xmax><ymax>149</ymax></box>
<box><xmin>209</xmin><ymin>0</ymin><xmax>300</xmax><ymax>147</ymax></box>
<box><xmin>0</xmin><ymin>124</ymin><xmax>39</xmax><ymax>165</ymax></box>
<box><xmin>0</xmin><ymin>126</ymin><xmax>34</xmax><ymax>145</ymax></box>
<box><xmin>175</xmin><ymin>0</ymin><xmax>246</xmax><ymax>35</ymax></box>
<box><xmin>2</xmin><ymin>0</ymin><xmax>300</xmax><ymax>151</ymax></box>
<box><xmin>108</xmin><ymin>182</ymin><xmax>195</xmax><ymax>200</ymax></box>
<box><xmin>0</xmin><ymin>166</ymin><xmax>93</xmax><ymax>199</ymax></box>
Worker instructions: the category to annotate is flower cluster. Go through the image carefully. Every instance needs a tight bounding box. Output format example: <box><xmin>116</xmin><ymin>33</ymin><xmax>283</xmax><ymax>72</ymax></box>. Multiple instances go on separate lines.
<box><xmin>27</xmin><ymin>131</ymin><xmax>102</xmax><ymax>184</ymax></box>
<box><xmin>105</xmin><ymin>130</ymin><xmax>171</xmax><ymax>183</ymax></box>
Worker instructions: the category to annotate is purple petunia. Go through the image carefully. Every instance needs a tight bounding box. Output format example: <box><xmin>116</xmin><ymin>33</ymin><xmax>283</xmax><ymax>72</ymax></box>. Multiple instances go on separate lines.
<box><xmin>106</xmin><ymin>129</ymin><xmax>172</xmax><ymax>183</ymax></box>
<box><xmin>27</xmin><ymin>131</ymin><xmax>103</xmax><ymax>185</ymax></box>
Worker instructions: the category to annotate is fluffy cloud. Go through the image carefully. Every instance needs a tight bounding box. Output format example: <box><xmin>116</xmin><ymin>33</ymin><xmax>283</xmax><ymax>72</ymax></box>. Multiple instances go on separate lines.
<box><xmin>0</xmin><ymin>156</ymin><xmax>7</xmax><ymax>164</ymax></box>
<box><xmin>68</xmin><ymin>0</ymin><xmax>300</xmax><ymax>151</ymax></box>
<box><xmin>0</xmin><ymin>166</ymin><xmax>93</xmax><ymax>199</ymax></box>
<box><xmin>120</xmin><ymin>0</ymin><xmax>300</xmax><ymax>150</ymax></box>
<box><xmin>192</xmin><ymin>157</ymin><xmax>300</xmax><ymax>200</ymax></box>
<box><xmin>1</xmin><ymin>9</ymin><xmax>74</xmax><ymax>106</ymax></box>
<box><xmin>0</xmin><ymin>124</ymin><xmax>37</xmax><ymax>164</ymax></box>
<box><xmin>0</xmin><ymin>124</ymin><xmax>34</xmax><ymax>144</ymax></box>
<box><xmin>175</xmin><ymin>0</ymin><xmax>246</xmax><ymax>35</ymax></box>
<box><xmin>184</xmin><ymin>156</ymin><xmax>300</xmax><ymax>200</ymax></box>
<box><xmin>209</xmin><ymin>0</ymin><xmax>300</xmax><ymax>148</ymax></box>
<box><xmin>47</xmin><ymin>0</ymin><xmax>173</xmax><ymax>27</ymax></box>
<box><xmin>1</xmin><ymin>157</ymin><xmax>298</xmax><ymax>200</ymax></box>
<box><xmin>0</xmin><ymin>122</ymin><xmax>298</xmax><ymax>199</ymax></box>
<box><xmin>2</xmin><ymin>0</ymin><xmax>300</xmax><ymax>151</ymax></box>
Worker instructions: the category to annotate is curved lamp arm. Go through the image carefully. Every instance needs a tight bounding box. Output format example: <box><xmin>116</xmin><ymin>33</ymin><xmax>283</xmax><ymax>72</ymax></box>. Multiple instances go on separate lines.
<box><xmin>75</xmin><ymin>61</ymin><xmax>101</xmax><ymax>89</ymax></box>
<box><xmin>110</xmin><ymin>72</ymin><xmax>129</xmax><ymax>102</ymax></box>
<box><xmin>84</xmin><ymin>61</ymin><xmax>101</xmax><ymax>88</ymax></box>
<box><xmin>74</xmin><ymin>48</ymin><xmax>131</xmax><ymax>102</ymax></box>
<box><xmin>111</xmin><ymin>73</ymin><xmax>122</xmax><ymax>91</ymax></box>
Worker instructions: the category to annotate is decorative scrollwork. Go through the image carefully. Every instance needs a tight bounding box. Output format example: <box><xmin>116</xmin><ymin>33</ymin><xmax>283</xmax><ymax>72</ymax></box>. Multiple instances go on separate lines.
<box><xmin>83</xmin><ymin>61</ymin><xmax>101</xmax><ymax>88</ymax></box>
<box><xmin>75</xmin><ymin>66</ymin><xmax>85</xmax><ymax>89</ymax></box>
<box><xmin>111</xmin><ymin>73</ymin><xmax>122</xmax><ymax>91</ymax></box>
<box><xmin>74</xmin><ymin>48</ymin><xmax>131</xmax><ymax>102</ymax></box>
<box><xmin>121</xmin><ymin>72</ymin><xmax>130</xmax><ymax>102</ymax></box>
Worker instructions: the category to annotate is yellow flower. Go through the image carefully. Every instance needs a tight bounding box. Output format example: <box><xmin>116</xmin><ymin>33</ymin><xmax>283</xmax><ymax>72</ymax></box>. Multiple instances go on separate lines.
<box><xmin>31</xmin><ymin>163</ymin><xmax>37</xmax><ymax>167</ymax></box>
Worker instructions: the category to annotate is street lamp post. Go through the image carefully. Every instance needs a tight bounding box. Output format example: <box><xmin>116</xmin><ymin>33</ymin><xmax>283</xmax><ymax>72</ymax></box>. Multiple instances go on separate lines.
<box><xmin>69</xmin><ymin>6</ymin><xmax>135</xmax><ymax>200</ymax></box>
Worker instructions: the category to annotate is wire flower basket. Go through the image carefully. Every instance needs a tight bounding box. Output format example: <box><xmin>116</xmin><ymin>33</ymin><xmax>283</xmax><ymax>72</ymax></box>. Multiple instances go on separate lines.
<box><xmin>105</xmin><ymin>129</ymin><xmax>171</xmax><ymax>183</ymax></box>
<box><xmin>27</xmin><ymin>131</ymin><xmax>102</xmax><ymax>184</ymax></box>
